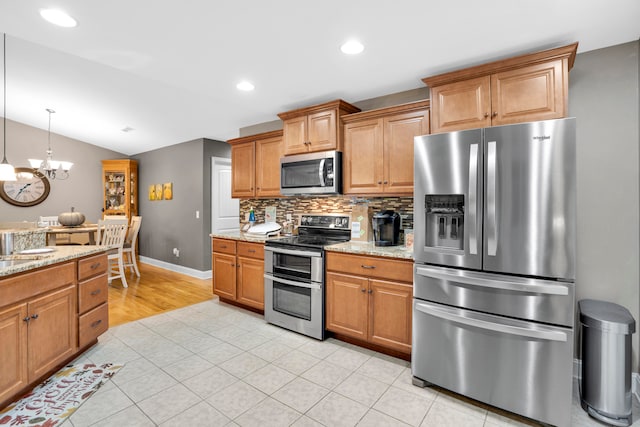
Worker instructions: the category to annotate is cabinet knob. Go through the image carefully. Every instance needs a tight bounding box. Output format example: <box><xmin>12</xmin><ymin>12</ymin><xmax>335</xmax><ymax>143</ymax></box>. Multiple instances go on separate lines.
<box><xmin>361</xmin><ymin>288</ymin><xmax>366</xmax><ymax>293</ymax></box>
<box><xmin>368</xmin><ymin>289</ymin><xmax>373</xmax><ymax>294</ymax></box>
<box><xmin>377</xmin><ymin>181</ymin><xmax>382</xmax><ymax>185</ymax></box>
<box><xmin>484</xmin><ymin>113</ymin><xmax>489</xmax><ymax>118</ymax></box>
<box><xmin>91</xmin><ymin>319</ymin><xmax>102</xmax><ymax>328</ymax></box>
<box><xmin>492</xmin><ymin>111</ymin><xmax>498</xmax><ymax>117</ymax></box>
<box><xmin>361</xmin><ymin>265</ymin><xmax>376</xmax><ymax>269</ymax></box>
<box><xmin>31</xmin><ymin>314</ymin><xmax>39</xmax><ymax>320</ymax></box>
<box><xmin>383</xmin><ymin>181</ymin><xmax>388</xmax><ymax>185</ymax></box>
<box><xmin>23</xmin><ymin>316</ymin><xmax>30</xmax><ymax>322</ymax></box>
<box><xmin>91</xmin><ymin>289</ymin><xmax>101</xmax><ymax>296</ymax></box>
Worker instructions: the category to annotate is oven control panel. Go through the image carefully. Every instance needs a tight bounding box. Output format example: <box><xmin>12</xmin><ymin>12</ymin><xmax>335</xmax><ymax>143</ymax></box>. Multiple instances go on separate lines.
<box><xmin>300</xmin><ymin>214</ymin><xmax>350</xmax><ymax>229</ymax></box>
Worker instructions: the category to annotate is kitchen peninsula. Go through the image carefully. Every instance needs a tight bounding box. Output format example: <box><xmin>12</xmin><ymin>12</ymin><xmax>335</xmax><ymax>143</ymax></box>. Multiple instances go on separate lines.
<box><xmin>0</xmin><ymin>245</ymin><xmax>109</xmax><ymax>409</ymax></box>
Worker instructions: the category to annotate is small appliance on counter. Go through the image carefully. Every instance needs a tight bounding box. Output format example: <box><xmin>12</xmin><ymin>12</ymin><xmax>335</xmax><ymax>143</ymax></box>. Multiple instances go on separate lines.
<box><xmin>372</xmin><ymin>210</ymin><xmax>400</xmax><ymax>246</ymax></box>
<box><xmin>245</xmin><ymin>222</ymin><xmax>281</xmax><ymax>236</ymax></box>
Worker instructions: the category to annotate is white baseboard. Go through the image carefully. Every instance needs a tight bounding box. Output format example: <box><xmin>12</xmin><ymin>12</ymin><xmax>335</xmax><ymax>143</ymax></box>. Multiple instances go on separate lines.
<box><xmin>139</xmin><ymin>256</ymin><xmax>212</xmax><ymax>280</ymax></box>
<box><xmin>574</xmin><ymin>358</ymin><xmax>640</xmax><ymax>401</ymax></box>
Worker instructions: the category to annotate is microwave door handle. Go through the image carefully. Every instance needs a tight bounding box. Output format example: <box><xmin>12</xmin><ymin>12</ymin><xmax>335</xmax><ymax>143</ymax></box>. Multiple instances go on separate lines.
<box><xmin>468</xmin><ymin>143</ymin><xmax>478</xmax><ymax>255</ymax></box>
<box><xmin>415</xmin><ymin>302</ymin><xmax>567</xmax><ymax>342</ymax></box>
<box><xmin>318</xmin><ymin>159</ymin><xmax>326</xmax><ymax>186</ymax></box>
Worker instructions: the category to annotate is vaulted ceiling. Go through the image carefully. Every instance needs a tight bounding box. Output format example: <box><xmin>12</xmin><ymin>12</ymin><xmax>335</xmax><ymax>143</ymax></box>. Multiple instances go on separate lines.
<box><xmin>0</xmin><ymin>0</ymin><xmax>637</xmax><ymax>155</ymax></box>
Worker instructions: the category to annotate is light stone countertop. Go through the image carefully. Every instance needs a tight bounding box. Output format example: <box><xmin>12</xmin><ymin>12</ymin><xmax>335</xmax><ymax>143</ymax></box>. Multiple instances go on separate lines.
<box><xmin>210</xmin><ymin>231</ymin><xmax>273</xmax><ymax>243</ymax></box>
<box><xmin>210</xmin><ymin>233</ymin><xmax>414</xmax><ymax>260</ymax></box>
<box><xmin>324</xmin><ymin>241</ymin><xmax>414</xmax><ymax>260</ymax></box>
<box><xmin>0</xmin><ymin>245</ymin><xmax>107</xmax><ymax>277</ymax></box>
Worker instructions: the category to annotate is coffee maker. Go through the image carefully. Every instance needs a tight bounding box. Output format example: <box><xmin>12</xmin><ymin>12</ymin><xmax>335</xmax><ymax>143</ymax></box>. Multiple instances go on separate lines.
<box><xmin>372</xmin><ymin>210</ymin><xmax>401</xmax><ymax>246</ymax></box>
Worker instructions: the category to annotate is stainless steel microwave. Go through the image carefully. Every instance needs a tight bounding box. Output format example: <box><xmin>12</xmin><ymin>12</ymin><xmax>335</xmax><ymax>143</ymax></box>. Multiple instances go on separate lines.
<box><xmin>280</xmin><ymin>150</ymin><xmax>342</xmax><ymax>195</ymax></box>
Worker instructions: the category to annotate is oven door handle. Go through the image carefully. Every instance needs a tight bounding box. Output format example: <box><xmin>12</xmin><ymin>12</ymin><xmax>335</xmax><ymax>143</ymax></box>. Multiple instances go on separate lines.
<box><xmin>264</xmin><ymin>274</ymin><xmax>321</xmax><ymax>290</ymax></box>
<box><xmin>415</xmin><ymin>302</ymin><xmax>567</xmax><ymax>342</ymax></box>
<box><xmin>415</xmin><ymin>266</ymin><xmax>569</xmax><ymax>296</ymax></box>
<box><xmin>264</xmin><ymin>246</ymin><xmax>322</xmax><ymax>258</ymax></box>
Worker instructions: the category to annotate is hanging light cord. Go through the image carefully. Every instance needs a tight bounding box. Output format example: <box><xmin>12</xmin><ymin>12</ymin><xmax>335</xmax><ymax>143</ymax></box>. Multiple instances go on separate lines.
<box><xmin>2</xmin><ymin>33</ymin><xmax>8</xmax><ymax>165</ymax></box>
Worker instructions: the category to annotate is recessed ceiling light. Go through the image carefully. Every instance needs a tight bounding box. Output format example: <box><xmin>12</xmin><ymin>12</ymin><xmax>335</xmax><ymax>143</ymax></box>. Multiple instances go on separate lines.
<box><xmin>40</xmin><ymin>9</ymin><xmax>77</xmax><ymax>28</ymax></box>
<box><xmin>340</xmin><ymin>40</ymin><xmax>364</xmax><ymax>55</ymax></box>
<box><xmin>236</xmin><ymin>81</ymin><xmax>255</xmax><ymax>91</ymax></box>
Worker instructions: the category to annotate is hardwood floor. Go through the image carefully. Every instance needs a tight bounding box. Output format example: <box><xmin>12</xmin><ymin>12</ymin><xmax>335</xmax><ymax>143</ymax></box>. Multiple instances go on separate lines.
<box><xmin>107</xmin><ymin>261</ymin><xmax>214</xmax><ymax>327</ymax></box>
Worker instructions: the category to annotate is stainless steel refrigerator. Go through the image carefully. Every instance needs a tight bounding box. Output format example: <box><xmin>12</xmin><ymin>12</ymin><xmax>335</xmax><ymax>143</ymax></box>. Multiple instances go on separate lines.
<box><xmin>412</xmin><ymin>118</ymin><xmax>576</xmax><ymax>427</ymax></box>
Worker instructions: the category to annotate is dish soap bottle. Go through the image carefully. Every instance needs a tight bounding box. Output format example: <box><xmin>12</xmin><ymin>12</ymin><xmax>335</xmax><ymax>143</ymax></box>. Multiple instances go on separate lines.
<box><xmin>249</xmin><ymin>207</ymin><xmax>256</xmax><ymax>224</ymax></box>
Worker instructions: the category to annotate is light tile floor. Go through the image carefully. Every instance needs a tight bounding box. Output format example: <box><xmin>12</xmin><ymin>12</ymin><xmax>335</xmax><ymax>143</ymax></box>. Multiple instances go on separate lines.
<box><xmin>59</xmin><ymin>299</ymin><xmax>639</xmax><ymax>426</ymax></box>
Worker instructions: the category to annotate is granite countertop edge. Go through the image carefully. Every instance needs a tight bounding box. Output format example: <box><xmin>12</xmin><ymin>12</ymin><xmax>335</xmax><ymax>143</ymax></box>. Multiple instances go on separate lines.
<box><xmin>0</xmin><ymin>246</ymin><xmax>107</xmax><ymax>277</ymax></box>
<box><xmin>210</xmin><ymin>233</ymin><xmax>414</xmax><ymax>260</ymax></box>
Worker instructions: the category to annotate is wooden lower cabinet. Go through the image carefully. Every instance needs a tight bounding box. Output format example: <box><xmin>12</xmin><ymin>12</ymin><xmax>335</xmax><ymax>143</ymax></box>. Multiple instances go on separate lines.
<box><xmin>0</xmin><ymin>304</ymin><xmax>28</xmax><ymax>405</ymax></box>
<box><xmin>326</xmin><ymin>252</ymin><xmax>413</xmax><ymax>354</ymax></box>
<box><xmin>0</xmin><ymin>252</ymin><xmax>109</xmax><ymax>409</ymax></box>
<box><xmin>212</xmin><ymin>238</ymin><xmax>265</xmax><ymax>311</ymax></box>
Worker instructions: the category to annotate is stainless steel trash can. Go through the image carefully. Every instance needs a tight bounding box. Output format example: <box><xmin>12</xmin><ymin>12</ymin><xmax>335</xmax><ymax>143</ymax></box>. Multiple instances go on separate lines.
<box><xmin>579</xmin><ymin>299</ymin><xmax>636</xmax><ymax>426</ymax></box>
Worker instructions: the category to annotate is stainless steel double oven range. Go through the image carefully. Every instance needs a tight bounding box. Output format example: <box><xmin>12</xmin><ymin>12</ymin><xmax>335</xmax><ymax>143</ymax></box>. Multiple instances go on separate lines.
<box><xmin>264</xmin><ymin>214</ymin><xmax>350</xmax><ymax>340</ymax></box>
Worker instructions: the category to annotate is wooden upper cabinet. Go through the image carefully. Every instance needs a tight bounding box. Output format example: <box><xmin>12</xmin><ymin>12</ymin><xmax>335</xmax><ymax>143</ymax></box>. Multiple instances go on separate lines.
<box><xmin>229</xmin><ymin>130</ymin><xmax>283</xmax><ymax>198</ymax></box>
<box><xmin>255</xmin><ymin>134</ymin><xmax>284</xmax><ymax>197</ymax></box>
<box><xmin>423</xmin><ymin>42</ymin><xmax>577</xmax><ymax>134</ymax></box>
<box><xmin>230</xmin><ymin>141</ymin><xmax>255</xmax><ymax>198</ymax></box>
<box><xmin>342</xmin><ymin>100</ymin><xmax>430</xmax><ymax>196</ymax></box>
<box><xmin>278</xmin><ymin>99</ymin><xmax>360</xmax><ymax>155</ymax></box>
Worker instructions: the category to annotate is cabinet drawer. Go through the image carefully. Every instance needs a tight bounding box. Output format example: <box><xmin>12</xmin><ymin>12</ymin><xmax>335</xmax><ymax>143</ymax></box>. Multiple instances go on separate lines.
<box><xmin>212</xmin><ymin>238</ymin><xmax>237</xmax><ymax>255</ymax></box>
<box><xmin>0</xmin><ymin>262</ymin><xmax>75</xmax><ymax>307</ymax></box>
<box><xmin>78</xmin><ymin>253</ymin><xmax>108</xmax><ymax>281</ymax></box>
<box><xmin>78</xmin><ymin>303</ymin><xmax>108</xmax><ymax>348</ymax></box>
<box><xmin>237</xmin><ymin>242</ymin><xmax>264</xmax><ymax>259</ymax></box>
<box><xmin>78</xmin><ymin>274</ymin><xmax>108</xmax><ymax>314</ymax></box>
<box><xmin>326</xmin><ymin>252</ymin><xmax>413</xmax><ymax>283</ymax></box>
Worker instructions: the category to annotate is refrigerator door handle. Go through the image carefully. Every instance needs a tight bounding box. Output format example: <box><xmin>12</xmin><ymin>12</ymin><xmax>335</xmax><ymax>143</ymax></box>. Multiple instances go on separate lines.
<box><xmin>468</xmin><ymin>143</ymin><xmax>478</xmax><ymax>255</ymax></box>
<box><xmin>415</xmin><ymin>266</ymin><xmax>569</xmax><ymax>295</ymax></box>
<box><xmin>486</xmin><ymin>141</ymin><xmax>497</xmax><ymax>256</ymax></box>
<box><xmin>415</xmin><ymin>301</ymin><xmax>568</xmax><ymax>342</ymax></box>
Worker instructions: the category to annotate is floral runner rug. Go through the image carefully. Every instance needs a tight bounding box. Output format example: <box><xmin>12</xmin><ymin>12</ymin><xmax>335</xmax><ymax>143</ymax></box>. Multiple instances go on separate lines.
<box><xmin>0</xmin><ymin>362</ymin><xmax>123</xmax><ymax>427</ymax></box>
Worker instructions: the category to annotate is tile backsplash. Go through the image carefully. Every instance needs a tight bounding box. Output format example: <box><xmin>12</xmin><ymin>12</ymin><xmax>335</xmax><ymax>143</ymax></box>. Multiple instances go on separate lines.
<box><xmin>239</xmin><ymin>196</ymin><xmax>414</xmax><ymax>229</ymax></box>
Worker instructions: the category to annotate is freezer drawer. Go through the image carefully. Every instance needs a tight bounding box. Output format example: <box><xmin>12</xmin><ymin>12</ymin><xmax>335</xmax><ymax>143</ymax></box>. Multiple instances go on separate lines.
<box><xmin>414</xmin><ymin>264</ymin><xmax>575</xmax><ymax>327</ymax></box>
<box><xmin>412</xmin><ymin>300</ymin><xmax>573</xmax><ymax>427</ymax></box>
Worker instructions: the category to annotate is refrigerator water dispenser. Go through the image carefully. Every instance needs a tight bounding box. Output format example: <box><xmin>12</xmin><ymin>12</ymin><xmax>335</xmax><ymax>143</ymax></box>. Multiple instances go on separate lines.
<box><xmin>425</xmin><ymin>195</ymin><xmax>464</xmax><ymax>250</ymax></box>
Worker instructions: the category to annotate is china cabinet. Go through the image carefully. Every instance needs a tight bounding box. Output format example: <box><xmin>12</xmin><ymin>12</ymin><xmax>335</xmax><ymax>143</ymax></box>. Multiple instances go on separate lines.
<box><xmin>101</xmin><ymin>159</ymin><xmax>138</xmax><ymax>218</ymax></box>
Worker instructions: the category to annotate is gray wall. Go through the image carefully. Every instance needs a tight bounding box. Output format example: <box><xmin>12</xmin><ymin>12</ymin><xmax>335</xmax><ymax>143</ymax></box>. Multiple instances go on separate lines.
<box><xmin>132</xmin><ymin>138</ymin><xmax>229</xmax><ymax>271</ymax></box>
<box><xmin>0</xmin><ymin>118</ymin><xmax>124</xmax><ymax>222</ymax></box>
<box><xmin>569</xmin><ymin>41</ymin><xmax>639</xmax><ymax>370</ymax></box>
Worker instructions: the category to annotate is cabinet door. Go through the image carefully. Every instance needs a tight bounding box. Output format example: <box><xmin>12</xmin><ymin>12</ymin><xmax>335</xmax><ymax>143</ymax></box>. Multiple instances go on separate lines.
<box><xmin>343</xmin><ymin>118</ymin><xmax>384</xmax><ymax>195</ymax></box>
<box><xmin>326</xmin><ymin>272</ymin><xmax>368</xmax><ymax>340</ymax></box>
<box><xmin>28</xmin><ymin>285</ymin><xmax>76</xmax><ymax>381</ymax></box>
<box><xmin>213</xmin><ymin>252</ymin><xmax>237</xmax><ymax>300</ymax></box>
<box><xmin>383</xmin><ymin>110</ymin><xmax>429</xmax><ymax>194</ymax></box>
<box><xmin>369</xmin><ymin>279</ymin><xmax>412</xmax><ymax>354</ymax></box>
<box><xmin>231</xmin><ymin>141</ymin><xmax>256</xmax><ymax>198</ymax></box>
<box><xmin>0</xmin><ymin>303</ymin><xmax>28</xmax><ymax>405</ymax></box>
<box><xmin>255</xmin><ymin>135</ymin><xmax>283</xmax><ymax>198</ymax></box>
<box><xmin>491</xmin><ymin>59</ymin><xmax>565</xmax><ymax>126</ymax></box>
<box><xmin>430</xmin><ymin>76</ymin><xmax>491</xmax><ymax>133</ymax></box>
<box><xmin>307</xmin><ymin>109</ymin><xmax>337</xmax><ymax>152</ymax></box>
<box><xmin>237</xmin><ymin>256</ymin><xmax>264</xmax><ymax>310</ymax></box>
<box><xmin>283</xmin><ymin>116</ymin><xmax>308</xmax><ymax>155</ymax></box>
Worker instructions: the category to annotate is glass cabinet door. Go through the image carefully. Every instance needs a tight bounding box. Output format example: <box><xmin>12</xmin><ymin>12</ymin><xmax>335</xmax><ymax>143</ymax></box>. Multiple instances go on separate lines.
<box><xmin>101</xmin><ymin>159</ymin><xmax>138</xmax><ymax>218</ymax></box>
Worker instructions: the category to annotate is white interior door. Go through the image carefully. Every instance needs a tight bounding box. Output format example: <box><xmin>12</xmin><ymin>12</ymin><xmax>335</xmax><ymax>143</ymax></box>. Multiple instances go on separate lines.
<box><xmin>212</xmin><ymin>157</ymin><xmax>239</xmax><ymax>233</ymax></box>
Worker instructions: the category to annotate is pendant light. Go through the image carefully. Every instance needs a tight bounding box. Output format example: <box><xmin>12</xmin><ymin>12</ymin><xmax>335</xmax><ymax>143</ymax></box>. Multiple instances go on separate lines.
<box><xmin>0</xmin><ymin>33</ymin><xmax>16</xmax><ymax>181</ymax></box>
<box><xmin>28</xmin><ymin>109</ymin><xmax>72</xmax><ymax>180</ymax></box>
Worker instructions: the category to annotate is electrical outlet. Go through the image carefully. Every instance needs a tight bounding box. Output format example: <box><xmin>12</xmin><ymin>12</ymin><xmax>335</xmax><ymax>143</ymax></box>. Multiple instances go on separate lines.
<box><xmin>196</xmin><ymin>210</ymin><xmax>200</xmax><ymax>219</ymax></box>
<box><xmin>173</xmin><ymin>248</ymin><xmax>180</xmax><ymax>257</ymax></box>
<box><xmin>286</xmin><ymin>213</ymin><xmax>292</xmax><ymax>221</ymax></box>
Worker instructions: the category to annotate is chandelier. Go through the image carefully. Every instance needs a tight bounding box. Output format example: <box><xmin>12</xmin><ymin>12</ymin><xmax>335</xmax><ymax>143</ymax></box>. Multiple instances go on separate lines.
<box><xmin>28</xmin><ymin>108</ymin><xmax>72</xmax><ymax>180</ymax></box>
<box><xmin>0</xmin><ymin>33</ymin><xmax>16</xmax><ymax>181</ymax></box>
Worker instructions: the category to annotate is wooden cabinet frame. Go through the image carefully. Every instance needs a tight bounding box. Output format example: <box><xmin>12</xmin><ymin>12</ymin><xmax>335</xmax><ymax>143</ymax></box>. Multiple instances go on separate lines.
<box><xmin>228</xmin><ymin>130</ymin><xmax>283</xmax><ymax>199</ymax></box>
<box><xmin>278</xmin><ymin>99</ymin><xmax>360</xmax><ymax>155</ymax></box>
<box><xmin>342</xmin><ymin>100</ymin><xmax>430</xmax><ymax>196</ymax></box>
<box><xmin>423</xmin><ymin>42</ymin><xmax>578</xmax><ymax>133</ymax></box>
